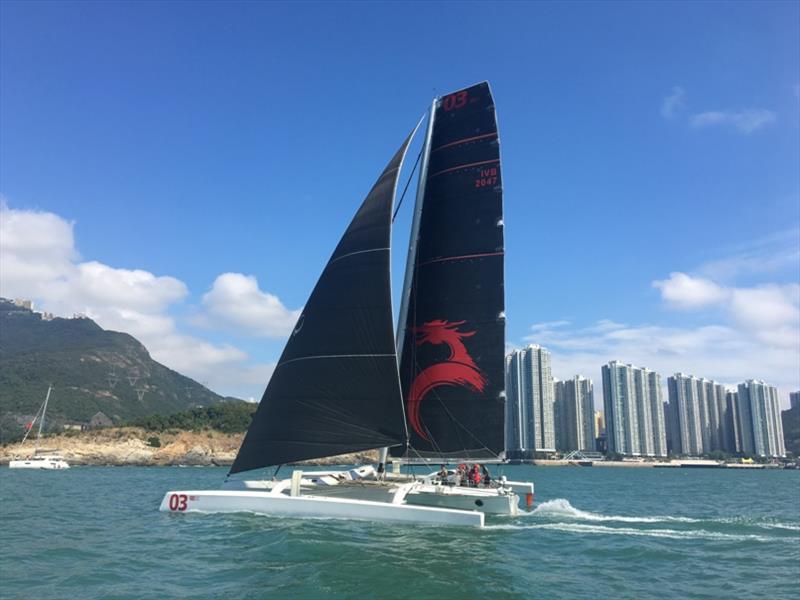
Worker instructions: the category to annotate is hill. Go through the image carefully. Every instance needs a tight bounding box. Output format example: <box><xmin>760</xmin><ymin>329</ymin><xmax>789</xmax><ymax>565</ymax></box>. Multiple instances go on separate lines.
<box><xmin>0</xmin><ymin>298</ymin><xmax>243</xmax><ymax>443</ymax></box>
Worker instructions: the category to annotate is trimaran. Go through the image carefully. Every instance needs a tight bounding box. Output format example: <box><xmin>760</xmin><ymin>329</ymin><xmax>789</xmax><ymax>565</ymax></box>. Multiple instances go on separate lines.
<box><xmin>160</xmin><ymin>82</ymin><xmax>534</xmax><ymax>527</ymax></box>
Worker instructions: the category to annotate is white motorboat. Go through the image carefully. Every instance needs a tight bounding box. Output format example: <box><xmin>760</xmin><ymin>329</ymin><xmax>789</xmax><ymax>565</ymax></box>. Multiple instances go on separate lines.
<box><xmin>9</xmin><ymin>385</ymin><xmax>71</xmax><ymax>470</ymax></box>
<box><xmin>161</xmin><ymin>82</ymin><xmax>534</xmax><ymax>527</ymax></box>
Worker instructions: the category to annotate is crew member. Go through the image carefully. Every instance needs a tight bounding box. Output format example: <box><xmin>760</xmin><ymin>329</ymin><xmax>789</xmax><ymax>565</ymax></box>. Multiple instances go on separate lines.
<box><xmin>470</xmin><ymin>464</ymin><xmax>482</xmax><ymax>487</ymax></box>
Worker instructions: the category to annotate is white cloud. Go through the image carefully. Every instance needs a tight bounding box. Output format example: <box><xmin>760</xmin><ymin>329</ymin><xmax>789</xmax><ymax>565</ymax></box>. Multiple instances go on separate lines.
<box><xmin>198</xmin><ymin>272</ymin><xmax>301</xmax><ymax>338</ymax></box>
<box><xmin>652</xmin><ymin>272</ymin><xmax>728</xmax><ymax>309</ymax></box>
<box><xmin>696</xmin><ymin>228</ymin><xmax>800</xmax><ymax>282</ymax></box>
<box><xmin>522</xmin><ymin>319</ymin><xmax>798</xmax><ymax>409</ymax></box>
<box><xmin>652</xmin><ymin>272</ymin><xmax>799</xmax><ymax>353</ymax></box>
<box><xmin>728</xmin><ymin>284</ymin><xmax>800</xmax><ymax>349</ymax></box>
<box><xmin>530</xmin><ymin>320</ymin><xmax>571</xmax><ymax>332</ymax></box>
<box><xmin>0</xmin><ymin>203</ymin><xmax>279</xmax><ymax>399</ymax></box>
<box><xmin>0</xmin><ymin>201</ymin><xmax>77</xmax><ymax>297</ymax></box>
<box><xmin>661</xmin><ymin>86</ymin><xmax>686</xmax><ymax>119</ymax></box>
<box><xmin>690</xmin><ymin>109</ymin><xmax>776</xmax><ymax>133</ymax></box>
<box><xmin>519</xmin><ymin>237</ymin><xmax>800</xmax><ymax>407</ymax></box>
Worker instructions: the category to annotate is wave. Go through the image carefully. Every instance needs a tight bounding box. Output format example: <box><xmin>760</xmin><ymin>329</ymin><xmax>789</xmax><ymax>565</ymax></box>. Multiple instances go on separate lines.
<box><xmin>522</xmin><ymin>499</ymin><xmax>800</xmax><ymax>534</ymax></box>
<box><xmin>529</xmin><ymin>498</ymin><xmax>698</xmax><ymax>524</ymax></box>
<box><xmin>485</xmin><ymin>521</ymin><xmax>776</xmax><ymax>542</ymax></box>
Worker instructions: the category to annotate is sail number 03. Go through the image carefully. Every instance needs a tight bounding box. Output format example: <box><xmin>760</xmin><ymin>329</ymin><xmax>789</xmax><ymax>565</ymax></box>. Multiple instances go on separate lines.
<box><xmin>168</xmin><ymin>493</ymin><xmax>188</xmax><ymax>511</ymax></box>
<box><xmin>442</xmin><ymin>91</ymin><xmax>468</xmax><ymax>111</ymax></box>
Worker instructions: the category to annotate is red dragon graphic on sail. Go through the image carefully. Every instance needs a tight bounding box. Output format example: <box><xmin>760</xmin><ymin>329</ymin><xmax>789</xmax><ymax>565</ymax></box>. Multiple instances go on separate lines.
<box><xmin>407</xmin><ymin>320</ymin><xmax>487</xmax><ymax>441</ymax></box>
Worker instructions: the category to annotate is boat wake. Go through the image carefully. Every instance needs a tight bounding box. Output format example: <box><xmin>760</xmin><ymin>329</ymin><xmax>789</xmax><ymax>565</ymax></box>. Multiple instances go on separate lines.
<box><xmin>486</xmin><ymin>499</ymin><xmax>799</xmax><ymax>542</ymax></box>
<box><xmin>528</xmin><ymin>498</ymin><xmax>688</xmax><ymax>523</ymax></box>
<box><xmin>485</xmin><ymin>521</ymin><xmax>776</xmax><ymax>542</ymax></box>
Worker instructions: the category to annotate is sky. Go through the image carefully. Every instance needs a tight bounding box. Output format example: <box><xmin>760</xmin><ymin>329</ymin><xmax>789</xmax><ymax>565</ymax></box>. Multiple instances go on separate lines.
<box><xmin>1</xmin><ymin>1</ymin><xmax>798</xmax><ymax>406</ymax></box>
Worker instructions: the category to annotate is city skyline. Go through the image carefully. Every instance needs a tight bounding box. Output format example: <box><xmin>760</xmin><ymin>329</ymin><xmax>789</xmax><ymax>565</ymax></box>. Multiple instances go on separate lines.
<box><xmin>505</xmin><ymin>346</ymin><xmax>788</xmax><ymax>458</ymax></box>
<box><xmin>518</xmin><ymin>340</ymin><xmax>797</xmax><ymax>413</ymax></box>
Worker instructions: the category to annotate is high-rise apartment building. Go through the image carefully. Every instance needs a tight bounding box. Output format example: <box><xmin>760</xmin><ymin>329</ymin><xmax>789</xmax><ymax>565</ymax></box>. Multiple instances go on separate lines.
<box><xmin>666</xmin><ymin>374</ymin><xmax>703</xmax><ymax>456</ymax></box>
<box><xmin>736</xmin><ymin>380</ymin><xmax>785</xmax><ymax>458</ymax></box>
<box><xmin>791</xmin><ymin>391</ymin><xmax>800</xmax><ymax>410</ymax></box>
<box><xmin>554</xmin><ymin>375</ymin><xmax>595</xmax><ymax>452</ymax></box>
<box><xmin>504</xmin><ymin>353</ymin><xmax>523</xmax><ymax>455</ymax></box>
<box><xmin>666</xmin><ymin>373</ymin><xmax>732</xmax><ymax>456</ymax></box>
<box><xmin>725</xmin><ymin>391</ymin><xmax>741</xmax><ymax>454</ymax></box>
<box><xmin>505</xmin><ymin>345</ymin><xmax>555</xmax><ymax>455</ymax></box>
<box><xmin>602</xmin><ymin>361</ymin><xmax>667</xmax><ymax>457</ymax></box>
<box><xmin>554</xmin><ymin>378</ymin><xmax>568</xmax><ymax>451</ymax></box>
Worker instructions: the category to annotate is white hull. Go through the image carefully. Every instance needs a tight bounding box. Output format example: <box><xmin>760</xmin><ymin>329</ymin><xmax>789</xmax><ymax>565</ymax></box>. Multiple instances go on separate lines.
<box><xmin>406</xmin><ymin>484</ymin><xmax>519</xmax><ymax>515</ymax></box>
<box><xmin>9</xmin><ymin>457</ymin><xmax>70</xmax><ymax>470</ymax></box>
<box><xmin>159</xmin><ymin>489</ymin><xmax>484</xmax><ymax>527</ymax></box>
<box><xmin>403</xmin><ymin>470</ymin><xmax>534</xmax><ymax>515</ymax></box>
<box><xmin>161</xmin><ymin>466</ymin><xmax>534</xmax><ymax>527</ymax></box>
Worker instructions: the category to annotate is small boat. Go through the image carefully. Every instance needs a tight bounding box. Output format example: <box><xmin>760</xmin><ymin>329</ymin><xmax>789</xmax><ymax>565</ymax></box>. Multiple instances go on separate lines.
<box><xmin>9</xmin><ymin>385</ymin><xmax>70</xmax><ymax>470</ymax></box>
<box><xmin>160</xmin><ymin>82</ymin><xmax>533</xmax><ymax>527</ymax></box>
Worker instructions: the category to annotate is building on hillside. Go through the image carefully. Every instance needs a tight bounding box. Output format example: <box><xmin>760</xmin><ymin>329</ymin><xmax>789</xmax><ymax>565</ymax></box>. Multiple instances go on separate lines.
<box><xmin>505</xmin><ymin>344</ymin><xmax>555</xmax><ymax>456</ymax></box>
<box><xmin>602</xmin><ymin>361</ymin><xmax>666</xmax><ymax>457</ymax></box>
<box><xmin>13</xmin><ymin>298</ymin><xmax>33</xmax><ymax>310</ymax></box>
<box><xmin>89</xmin><ymin>412</ymin><xmax>113</xmax><ymax>429</ymax></box>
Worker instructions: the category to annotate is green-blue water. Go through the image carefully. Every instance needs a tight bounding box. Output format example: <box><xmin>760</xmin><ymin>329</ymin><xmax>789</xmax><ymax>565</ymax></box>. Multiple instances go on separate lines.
<box><xmin>1</xmin><ymin>465</ymin><xmax>798</xmax><ymax>599</ymax></box>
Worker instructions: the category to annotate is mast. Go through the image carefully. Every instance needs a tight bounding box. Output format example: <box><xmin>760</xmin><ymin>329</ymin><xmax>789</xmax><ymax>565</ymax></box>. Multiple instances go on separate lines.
<box><xmin>378</xmin><ymin>99</ymin><xmax>435</xmax><ymax>471</ymax></box>
<box><xmin>396</xmin><ymin>99</ymin><xmax>436</xmax><ymax>366</ymax></box>
<box><xmin>36</xmin><ymin>385</ymin><xmax>52</xmax><ymax>452</ymax></box>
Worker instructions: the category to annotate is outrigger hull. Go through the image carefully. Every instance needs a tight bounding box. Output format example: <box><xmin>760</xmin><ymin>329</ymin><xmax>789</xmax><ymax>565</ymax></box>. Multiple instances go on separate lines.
<box><xmin>405</xmin><ymin>484</ymin><xmax>518</xmax><ymax>515</ymax></box>
<box><xmin>159</xmin><ymin>489</ymin><xmax>484</xmax><ymax>527</ymax></box>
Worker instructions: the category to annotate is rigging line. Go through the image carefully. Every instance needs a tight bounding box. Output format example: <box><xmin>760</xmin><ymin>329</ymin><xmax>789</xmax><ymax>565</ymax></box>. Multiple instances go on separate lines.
<box><xmin>413</xmin><ymin>369</ymin><xmax>494</xmax><ymax>458</ymax></box>
<box><xmin>391</xmin><ymin>147</ymin><xmax>422</xmax><ymax>223</ymax></box>
<box><xmin>435</xmin><ymin>393</ymin><xmax>495</xmax><ymax>456</ymax></box>
<box><xmin>420</xmin><ymin>380</ymin><xmax>474</xmax><ymax>459</ymax></box>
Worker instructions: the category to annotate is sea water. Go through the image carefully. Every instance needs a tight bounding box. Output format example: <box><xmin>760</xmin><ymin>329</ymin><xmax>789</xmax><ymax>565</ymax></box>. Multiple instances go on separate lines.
<box><xmin>0</xmin><ymin>465</ymin><xmax>798</xmax><ymax>599</ymax></box>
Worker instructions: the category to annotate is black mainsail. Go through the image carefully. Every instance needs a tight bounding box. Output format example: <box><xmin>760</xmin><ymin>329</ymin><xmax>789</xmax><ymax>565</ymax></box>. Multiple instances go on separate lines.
<box><xmin>394</xmin><ymin>82</ymin><xmax>506</xmax><ymax>459</ymax></box>
<box><xmin>230</xmin><ymin>133</ymin><xmax>414</xmax><ymax>474</ymax></box>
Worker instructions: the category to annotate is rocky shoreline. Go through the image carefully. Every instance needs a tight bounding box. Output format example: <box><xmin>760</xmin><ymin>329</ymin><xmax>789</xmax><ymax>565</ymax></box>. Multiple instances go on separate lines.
<box><xmin>0</xmin><ymin>427</ymin><xmax>379</xmax><ymax>467</ymax></box>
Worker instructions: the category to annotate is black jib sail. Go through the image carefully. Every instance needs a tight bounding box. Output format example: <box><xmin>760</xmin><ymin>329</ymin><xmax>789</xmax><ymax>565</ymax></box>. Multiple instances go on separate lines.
<box><xmin>230</xmin><ymin>133</ymin><xmax>414</xmax><ymax>475</ymax></box>
<box><xmin>394</xmin><ymin>82</ymin><xmax>505</xmax><ymax>459</ymax></box>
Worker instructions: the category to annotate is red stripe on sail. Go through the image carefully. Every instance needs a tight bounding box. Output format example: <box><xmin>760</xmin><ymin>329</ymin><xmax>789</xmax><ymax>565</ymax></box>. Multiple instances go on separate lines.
<box><xmin>431</xmin><ymin>132</ymin><xmax>498</xmax><ymax>153</ymax></box>
<box><xmin>428</xmin><ymin>158</ymin><xmax>500</xmax><ymax>179</ymax></box>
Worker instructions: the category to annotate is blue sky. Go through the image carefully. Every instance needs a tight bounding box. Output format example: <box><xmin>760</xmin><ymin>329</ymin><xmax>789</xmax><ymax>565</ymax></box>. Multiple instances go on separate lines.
<box><xmin>1</xmin><ymin>1</ymin><xmax>798</xmax><ymax>404</ymax></box>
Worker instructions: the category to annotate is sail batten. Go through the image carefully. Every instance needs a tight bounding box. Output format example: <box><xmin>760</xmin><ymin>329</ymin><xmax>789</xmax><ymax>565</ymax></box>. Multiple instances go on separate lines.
<box><xmin>229</xmin><ymin>131</ymin><xmax>416</xmax><ymax>475</ymax></box>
